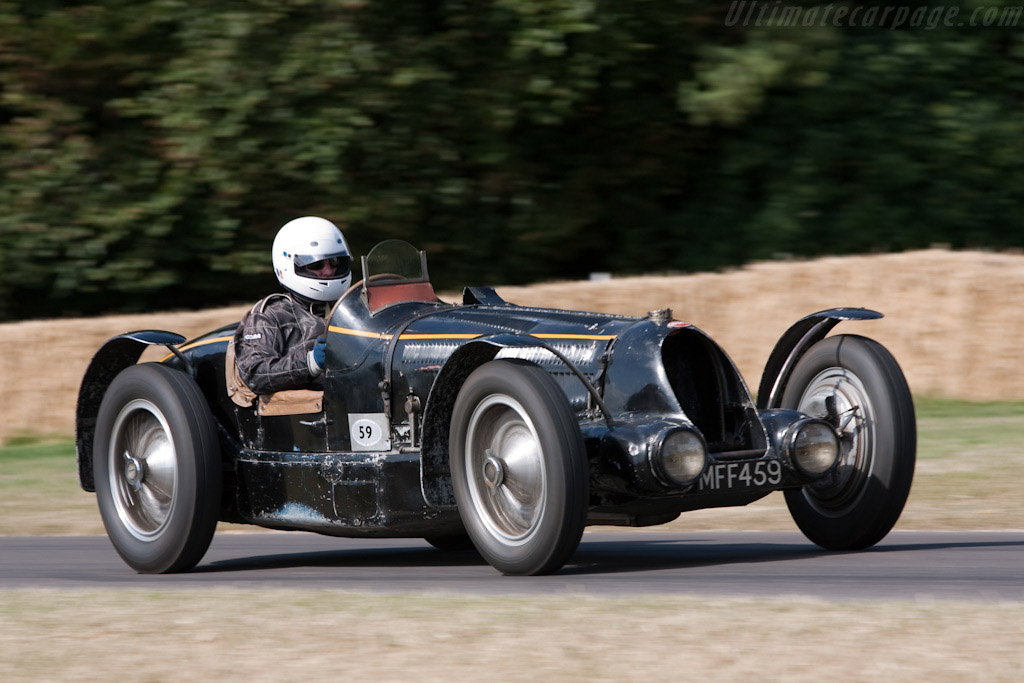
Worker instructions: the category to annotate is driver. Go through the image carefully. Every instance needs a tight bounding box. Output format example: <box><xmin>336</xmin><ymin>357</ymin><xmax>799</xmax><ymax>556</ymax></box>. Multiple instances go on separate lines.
<box><xmin>234</xmin><ymin>216</ymin><xmax>352</xmax><ymax>394</ymax></box>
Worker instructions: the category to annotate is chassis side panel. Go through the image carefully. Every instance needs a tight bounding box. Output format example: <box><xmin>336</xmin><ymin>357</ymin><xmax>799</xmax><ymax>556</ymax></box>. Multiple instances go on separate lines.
<box><xmin>234</xmin><ymin>449</ymin><xmax>463</xmax><ymax>537</ymax></box>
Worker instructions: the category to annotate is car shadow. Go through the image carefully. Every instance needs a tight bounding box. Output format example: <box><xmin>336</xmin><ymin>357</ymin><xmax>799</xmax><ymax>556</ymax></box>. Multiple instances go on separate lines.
<box><xmin>191</xmin><ymin>533</ymin><xmax>1024</xmax><ymax>576</ymax></box>
<box><xmin>195</xmin><ymin>545</ymin><xmax>488</xmax><ymax>573</ymax></box>
<box><xmin>557</xmin><ymin>536</ymin><xmax>1024</xmax><ymax>576</ymax></box>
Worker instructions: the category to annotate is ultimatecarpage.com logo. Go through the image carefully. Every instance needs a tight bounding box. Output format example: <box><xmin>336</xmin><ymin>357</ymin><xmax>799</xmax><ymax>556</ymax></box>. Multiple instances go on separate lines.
<box><xmin>724</xmin><ymin>2</ymin><xmax>1022</xmax><ymax>29</ymax></box>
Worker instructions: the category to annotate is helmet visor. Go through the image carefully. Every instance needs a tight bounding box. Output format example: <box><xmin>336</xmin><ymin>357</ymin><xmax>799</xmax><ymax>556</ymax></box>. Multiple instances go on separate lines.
<box><xmin>294</xmin><ymin>254</ymin><xmax>352</xmax><ymax>280</ymax></box>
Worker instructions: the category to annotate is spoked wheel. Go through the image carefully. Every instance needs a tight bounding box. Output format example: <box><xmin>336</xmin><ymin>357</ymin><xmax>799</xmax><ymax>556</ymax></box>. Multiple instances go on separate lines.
<box><xmin>94</xmin><ymin>364</ymin><xmax>221</xmax><ymax>573</ymax></box>
<box><xmin>781</xmin><ymin>334</ymin><xmax>916</xmax><ymax>550</ymax></box>
<box><xmin>450</xmin><ymin>360</ymin><xmax>588</xmax><ymax>575</ymax></box>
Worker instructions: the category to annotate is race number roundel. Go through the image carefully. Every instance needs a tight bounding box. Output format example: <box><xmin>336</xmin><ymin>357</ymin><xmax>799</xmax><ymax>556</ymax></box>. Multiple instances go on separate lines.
<box><xmin>348</xmin><ymin>413</ymin><xmax>390</xmax><ymax>451</ymax></box>
<box><xmin>353</xmin><ymin>419</ymin><xmax>379</xmax><ymax>447</ymax></box>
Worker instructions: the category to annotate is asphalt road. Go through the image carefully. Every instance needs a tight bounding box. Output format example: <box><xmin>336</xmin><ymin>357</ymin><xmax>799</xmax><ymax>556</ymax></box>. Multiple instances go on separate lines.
<box><xmin>2</xmin><ymin>531</ymin><xmax>1021</xmax><ymax>601</ymax></box>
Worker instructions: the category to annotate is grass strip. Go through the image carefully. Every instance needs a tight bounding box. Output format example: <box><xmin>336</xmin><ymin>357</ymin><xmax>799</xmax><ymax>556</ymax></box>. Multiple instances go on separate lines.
<box><xmin>3</xmin><ymin>397</ymin><xmax>1022</xmax><ymax>535</ymax></box>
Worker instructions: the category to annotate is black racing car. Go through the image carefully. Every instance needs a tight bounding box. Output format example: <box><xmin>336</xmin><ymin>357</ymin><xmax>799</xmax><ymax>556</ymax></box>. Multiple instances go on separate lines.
<box><xmin>76</xmin><ymin>240</ymin><xmax>916</xmax><ymax>575</ymax></box>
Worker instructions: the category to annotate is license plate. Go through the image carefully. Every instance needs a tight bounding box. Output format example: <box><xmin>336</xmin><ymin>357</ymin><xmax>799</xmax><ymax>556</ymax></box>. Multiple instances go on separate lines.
<box><xmin>697</xmin><ymin>460</ymin><xmax>783</xmax><ymax>492</ymax></box>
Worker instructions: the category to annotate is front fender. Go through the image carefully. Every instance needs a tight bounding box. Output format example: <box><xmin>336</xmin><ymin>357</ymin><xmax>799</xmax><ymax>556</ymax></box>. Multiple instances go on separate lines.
<box><xmin>756</xmin><ymin>308</ymin><xmax>882</xmax><ymax>409</ymax></box>
<box><xmin>75</xmin><ymin>330</ymin><xmax>186</xmax><ymax>492</ymax></box>
<box><xmin>418</xmin><ymin>334</ymin><xmax>559</xmax><ymax>508</ymax></box>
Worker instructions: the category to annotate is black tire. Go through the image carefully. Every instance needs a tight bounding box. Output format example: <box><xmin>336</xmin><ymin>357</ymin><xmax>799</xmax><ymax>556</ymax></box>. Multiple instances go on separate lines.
<box><xmin>93</xmin><ymin>363</ymin><xmax>221</xmax><ymax>573</ymax></box>
<box><xmin>781</xmin><ymin>334</ymin><xmax>916</xmax><ymax>550</ymax></box>
<box><xmin>450</xmin><ymin>359</ymin><xmax>588</xmax><ymax>575</ymax></box>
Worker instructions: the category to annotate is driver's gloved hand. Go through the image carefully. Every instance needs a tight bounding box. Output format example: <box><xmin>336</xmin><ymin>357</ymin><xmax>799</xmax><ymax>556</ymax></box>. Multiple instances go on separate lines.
<box><xmin>307</xmin><ymin>337</ymin><xmax>327</xmax><ymax>376</ymax></box>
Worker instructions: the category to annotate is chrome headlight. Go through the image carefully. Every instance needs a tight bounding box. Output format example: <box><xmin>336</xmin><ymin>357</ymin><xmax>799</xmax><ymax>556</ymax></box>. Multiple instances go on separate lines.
<box><xmin>789</xmin><ymin>419</ymin><xmax>840</xmax><ymax>476</ymax></box>
<box><xmin>654</xmin><ymin>429</ymin><xmax>707</xmax><ymax>486</ymax></box>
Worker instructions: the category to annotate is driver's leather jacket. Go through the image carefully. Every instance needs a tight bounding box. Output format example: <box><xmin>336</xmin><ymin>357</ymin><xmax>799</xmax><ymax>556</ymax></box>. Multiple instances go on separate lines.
<box><xmin>233</xmin><ymin>293</ymin><xmax>327</xmax><ymax>394</ymax></box>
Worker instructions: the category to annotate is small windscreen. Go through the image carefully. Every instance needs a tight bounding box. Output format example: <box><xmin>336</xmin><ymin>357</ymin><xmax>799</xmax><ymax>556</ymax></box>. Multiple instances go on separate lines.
<box><xmin>363</xmin><ymin>240</ymin><xmax>428</xmax><ymax>284</ymax></box>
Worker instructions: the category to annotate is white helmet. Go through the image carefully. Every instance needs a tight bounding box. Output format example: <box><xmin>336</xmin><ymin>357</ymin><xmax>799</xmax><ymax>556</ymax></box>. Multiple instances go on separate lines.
<box><xmin>272</xmin><ymin>216</ymin><xmax>352</xmax><ymax>302</ymax></box>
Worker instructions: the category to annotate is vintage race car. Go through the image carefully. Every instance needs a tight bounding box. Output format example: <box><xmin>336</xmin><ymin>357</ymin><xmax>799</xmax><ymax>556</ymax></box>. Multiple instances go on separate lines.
<box><xmin>76</xmin><ymin>240</ymin><xmax>916</xmax><ymax>575</ymax></box>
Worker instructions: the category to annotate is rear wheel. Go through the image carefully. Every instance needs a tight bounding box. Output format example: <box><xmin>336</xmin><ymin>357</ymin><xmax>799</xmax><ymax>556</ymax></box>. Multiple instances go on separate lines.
<box><xmin>94</xmin><ymin>363</ymin><xmax>221</xmax><ymax>573</ymax></box>
<box><xmin>450</xmin><ymin>360</ymin><xmax>588</xmax><ymax>575</ymax></box>
<box><xmin>782</xmin><ymin>335</ymin><xmax>915</xmax><ymax>550</ymax></box>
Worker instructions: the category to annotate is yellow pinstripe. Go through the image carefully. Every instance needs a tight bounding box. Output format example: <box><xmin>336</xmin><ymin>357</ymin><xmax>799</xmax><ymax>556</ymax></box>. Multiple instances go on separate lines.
<box><xmin>327</xmin><ymin>326</ymin><xmax>616</xmax><ymax>342</ymax></box>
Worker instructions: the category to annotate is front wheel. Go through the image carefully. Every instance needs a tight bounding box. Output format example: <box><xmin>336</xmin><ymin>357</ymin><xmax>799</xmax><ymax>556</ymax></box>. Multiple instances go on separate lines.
<box><xmin>782</xmin><ymin>334</ymin><xmax>916</xmax><ymax>550</ymax></box>
<box><xmin>93</xmin><ymin>363</ymin><xmax>221</xmax><ymax>573</ymax></box>
<box><xmin>450</xmin><ymin>360</ymin><xmax>588</xmax><ymax>575</ymax></box>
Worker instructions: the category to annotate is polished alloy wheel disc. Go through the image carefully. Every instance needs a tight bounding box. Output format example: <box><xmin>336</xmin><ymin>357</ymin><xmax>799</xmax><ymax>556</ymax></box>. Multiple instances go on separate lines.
<box><xmin>464</xmin><ymin>394</ymin><xmax>546</xmax><ymax>544</ymax></box>
<box><xmin>108</xmin><ymin>399</ymin><xmax>178</xmax><ymax>541</ymax></box>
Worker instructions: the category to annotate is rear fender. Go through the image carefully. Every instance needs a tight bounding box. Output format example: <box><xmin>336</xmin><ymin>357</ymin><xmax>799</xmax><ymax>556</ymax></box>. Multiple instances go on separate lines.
<box><xmin>756</xmin><ymin>308</ymin><xmax>883</xmax><ymax>410</ymax></box>
<box><xmin>75</xmin><ymin>331</ymin><xmax>186</xmax><ymax>491</ymax></box>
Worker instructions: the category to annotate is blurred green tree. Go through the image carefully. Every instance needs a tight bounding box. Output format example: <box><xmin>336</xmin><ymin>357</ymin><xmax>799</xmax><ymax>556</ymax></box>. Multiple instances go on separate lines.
<box><xmin>0</xmin><ymin>1</ymin><xmax>1021</xmax><ymax>321</ymax></box>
